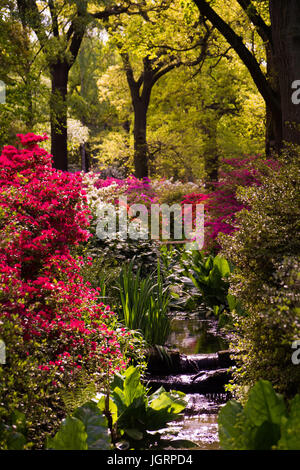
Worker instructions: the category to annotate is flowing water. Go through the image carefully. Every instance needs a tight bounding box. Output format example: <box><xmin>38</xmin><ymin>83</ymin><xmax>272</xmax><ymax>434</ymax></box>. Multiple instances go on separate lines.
<box><xmin>168</xmin><ymin>316</ymin><xmax>229</xmax><ymax>355</ymax></box>
<box><xmin>161</xmin><ymin>314</ymin><xmax>230</xmax><ymax>449</ymax></box>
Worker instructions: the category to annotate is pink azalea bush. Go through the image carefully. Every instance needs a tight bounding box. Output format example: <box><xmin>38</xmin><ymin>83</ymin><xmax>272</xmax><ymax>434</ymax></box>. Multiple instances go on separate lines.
<box><xmin>181</xmin><ymin>156</ymin><xmax>279</xmax><ymax>251</ymax></box>
<box><xmin>0</xmin><ymin>134</ymin><xmax>138</xmax><ymax>447</ymax></box>
<box><xmin>94</xmin><ymin>174</ymin><xmax>158</xmax><ymax>207</ymax></box>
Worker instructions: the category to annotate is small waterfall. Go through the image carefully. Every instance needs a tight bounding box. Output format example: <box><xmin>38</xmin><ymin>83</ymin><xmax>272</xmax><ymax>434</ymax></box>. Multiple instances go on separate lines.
<box><xmin>145</xmin><ymin>315</ymin><xmax>233</xmax><ymax>449</ymax></box>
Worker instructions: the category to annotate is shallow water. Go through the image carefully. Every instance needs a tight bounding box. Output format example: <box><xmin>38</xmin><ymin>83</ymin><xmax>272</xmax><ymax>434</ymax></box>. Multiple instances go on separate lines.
<box><xmin>167</xmin><ymin>316</ymin><xmax>228</xmax><ymax>355</ymax></box>
<box><xmin>161</xmin><ymin>394</ymin><xmax>227</xmax><ymax>450</ymax></box>
<box><xmin>162</xmin><ymin>314</ymin><xmax>230</xmax><ymax>449</ymax></box>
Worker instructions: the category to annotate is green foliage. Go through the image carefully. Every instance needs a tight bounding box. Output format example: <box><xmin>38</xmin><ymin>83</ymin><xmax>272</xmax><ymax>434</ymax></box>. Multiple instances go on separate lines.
<box><xmin>218</xmin><ymin>380</ymin><xmax>300</xmax><ymax>450</ymax></box>
<box><xmin>278</xmin><ymin>395</ymin><xmax>300</xmax><ymax>450</ymax></box>
<box><xmin>180</xmin><ymin>250</ymin><xmax>233</xmax><ymax>312</ymax></box>
<box><xmin>47</xmin><ymin>417</ymin><xmax>89</xmax><ymax>450</ymax></box>
<box><xmin>219</xmin><ymin>154</ymin><xmax>300</xmax><ymax>397</ymax></box>
<box><xmin>101</xmin><ymin>366</ymin><xmax>190</xmax><ymax>448</ymax></box>
<box><xmin>47</xmin><ymin>402</ymin><xmax>110</xmax><ymax>450</ymax></box>
<box><xmin>47</xmin><ymin>367</ymin><xmax>194</xmax><ymax>450</ymax></box>
<box><xmin>117</xmin><ymin>260</ymin><xmax>171</xmax><ymax>346</ymax></box>
<box><xmin>0</xmin><ymin>410</ymin><xmax>30</xmax><ymax>450</ymax></box>
<box><xmin>60</xmin><ymin>383</ymin><xmax>97</xmax><ymax>415</ymax></box>
<box><xmin>79</xmin><ymin>252</ymin><xmax>122</xmax><ymax>306</ymax></box>
<box><xmin>0</xmin><ymin>316</ymin><xmax>65</xmax><ymax>449</ymax></box>
<box><xmin>0</xmin><ymin>290</ymin><xmax>146</xmax><ymax>450</ymax></box>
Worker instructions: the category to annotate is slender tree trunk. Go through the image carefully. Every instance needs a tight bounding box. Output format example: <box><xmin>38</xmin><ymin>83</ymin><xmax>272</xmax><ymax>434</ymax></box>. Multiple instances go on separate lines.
<box><xmin>203</xmin><ymin>119</ymin><xmax>219</xmax><ymax>187</ymax></box>
<box><xmin>133</xmin><ymin>100</ymin><xmax>149</xmax><ymax>178</ymax></box>
<box><xmin>270</xmin><ymin>0</ymin><xmax>300</xmax><ymax>145</ymax></box>
<box><xmin>50</xmin><ymin>61</ymin><xmax>69</xmax><ymax>171</ymax></box>
<box><xmin>25</xmin><ymin>79</ymin><xmax>34</xmax><ymax>129</ymax></box>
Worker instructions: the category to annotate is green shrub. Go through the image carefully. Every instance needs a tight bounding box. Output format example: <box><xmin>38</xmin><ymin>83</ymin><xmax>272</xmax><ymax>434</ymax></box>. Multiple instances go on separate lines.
<box><xmin>219</xmin><ymin>153</ymin><xmax>300</xmax><ymax>398</ymax></box>
<box><xmin>47</xmin><ymin>366</ymin><xmax>195</xmax><ymax>450</ymax></box>
<box><xmin>47</xmin><ymin>401</ymin><xmax>111</xmax><ymax>450</ymax></box>
<box><xmin>218</xmin><ymin>379</ymin><xmax>300</xmax><ymax>450</ymax></box>
<box><xmin>117</xmin><ymin>260</ymin><xmax>171</xmax><ymax>346</ymax></box>
<box><xmin>0</xmin><ymin>317</ymin><xmax>65</xmax><ymax>448</ymax></box>
<box><xmin>180</xmin><ymin>250</ymin><xmax>234</xmax><ymax>312</ymax></box>
<box><xmin>0</xmin><ymin>410</ymin><xmax>30</xmax><ymax>450</ymax></box>
<box><xmin>98</xmin><ymin>366</ymin><xmax>194</xmax><ymax>449</ymax></box>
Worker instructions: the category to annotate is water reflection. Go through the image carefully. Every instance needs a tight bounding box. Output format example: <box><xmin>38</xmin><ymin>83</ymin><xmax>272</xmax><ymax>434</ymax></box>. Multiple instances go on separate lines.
<box><xmin>168</xmin><ymin>317</ymin><xmax>228</xmax><ymax>355</ymax></box>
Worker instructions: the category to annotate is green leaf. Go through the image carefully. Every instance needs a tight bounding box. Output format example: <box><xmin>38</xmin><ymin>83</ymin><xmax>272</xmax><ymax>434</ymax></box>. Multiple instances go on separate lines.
<box><xmin>47</xmin><ymin>416</ymin><xmax>88</xmax><ymax>450</ymax></box>
<box><xmin>149</xmin><ymin>391</ymin><xmax>186</xmax><ymax>414</ymax></box>
<box><xmin>253</xmin><ymin>421</ymin><xmax>280</xmax><ymax>450</ymax></box>
<box><xmin>123</xmin><ymin>366</ymin><xmax>145</xmax><ymax>406</ymax></box>
<box><xmin>7</xmin><ymin>431</ymin><xmax>26</xmax><ymax>450</ymax></box>
<box><xmin>244</xmin><ymin>380</ymin><xmax>287</xmax><ymax>427</ymax></box>
<box><xmin>112</xmin><ymin>386</ymin><xmax>127</xmax><ymax>414</ymax></box>
<box><xmin>73</xmin><ymin>402</ymin><xmax>110</xmax><ymax>450</ymax></box>
<box><xmin>124</xmin><ymin>428</ymin><xmax>143</xmax><ymax>440</ymax></box>
<box><xmin>11</xmin><ymin>410</ymin><xmax>26</xmax><ymax>434</ymax></box>
<box><xmin>148</xmin><ymin>386</ymin><xmax>167</xmax><ymax>403</ymax></box>
<box><xmin>218</xmin><ymin>400</ymin><xmax>243</xmax><ymax>450</ymax></box>
<box><xmin>278</xmin><ymin>395</ymin><xmax>300</xmax><ymax>449</ymax></box>
<box><xmin>164</xmin><ymin>439</ymin><xmax>199</xmax><ymax>449</ymax></box>
<box><xmin>213</xmin><ymin>256</ymin><xmax>231</xmax><ymax>277</ymax></box>
<box><xmin>227</xmin><ymin>294</ymin><xmax>237</xmax><ymax>311</ymax></box>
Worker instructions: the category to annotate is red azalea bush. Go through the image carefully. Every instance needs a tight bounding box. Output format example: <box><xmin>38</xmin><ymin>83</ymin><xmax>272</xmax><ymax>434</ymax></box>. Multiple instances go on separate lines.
<box><xmin>0</xmin><ymin>134</ymin><xmax>138</xmax><ymax>447</ymax></box>
<box><xmin>181</xmin><ymin>156</ymin><xmax>279</xmax><ymax>251</ymax></box>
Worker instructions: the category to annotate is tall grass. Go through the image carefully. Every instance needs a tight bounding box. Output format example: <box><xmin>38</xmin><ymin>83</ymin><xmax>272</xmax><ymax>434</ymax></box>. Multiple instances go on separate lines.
<box><xmin>117</xmin><ymin>260</ymin><xmax>171</xmax><ymax>346</ymax></box>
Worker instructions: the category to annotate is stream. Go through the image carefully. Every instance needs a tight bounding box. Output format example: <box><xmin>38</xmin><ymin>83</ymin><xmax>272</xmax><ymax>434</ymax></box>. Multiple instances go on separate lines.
<box><xmin>147</xmin><ymin>313</ymin><xmax>231</xmax><ymax>450</ymax></box>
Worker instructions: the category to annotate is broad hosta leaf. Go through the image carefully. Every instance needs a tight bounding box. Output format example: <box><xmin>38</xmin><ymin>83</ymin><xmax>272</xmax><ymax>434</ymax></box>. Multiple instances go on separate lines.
<box><xmin>111</xmin><ymin>371</ymin><xmax>126</xmax><ymax>393</ymax></box>
<box><xmin>123</xmin><ymin>366</ymin><xmax>146</xmax><ymax>406</ymax></box>
<box><xmin>149</xmin><ymin>391</ymin><xmax>186</xmax><ymax>414</ymax></box>
<box><xmin>213</xmin><ymin>256</ymin><xmax>231</xmax><ymax>278</ymax></box>
<box><xmin>244</xmin><ymin>380</ymin><xmax>287</xmax><ymax>426</ymax></box>
<box><xmin>73</xmin><ymin>402</ymin><xmax>110</xmax><ymax>450</ymax></box>
<box><xmin>278</xmin><ymin>395</ymin><xmax>300</xmax><ymax>450</ymax></box>
<box><xmin>218</xmin><ymin>400</ymin><xmax>243</xmax><ymax>450</ymax></box>
<box><xmin>253</xmin><ymin>421</ymin><xmax>281</xmax><ymax>450</ymax></box>
<box><xmin>47</xmin><ymin>416</ymin><xmax>88</xmax><ymax>450</ymax></box>
<box><xmin>145</xmin><ymin>391</ymin><xmax>187</xmax><ymax>431</ymax></box>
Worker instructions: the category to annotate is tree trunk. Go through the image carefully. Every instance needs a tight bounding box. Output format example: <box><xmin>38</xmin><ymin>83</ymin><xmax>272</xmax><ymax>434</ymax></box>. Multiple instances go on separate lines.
<box><xmin>265</xmin><ymin>42</ymin><xmax>283</xmax><ymax>155</ymax></box>
<box><xmin>270</xmin><ymin>0</ymin><xmax>300</xmax><ymax>145</ymax></box>
<box><xmin>50</xmin><ymin>61</ymin><xmax>69</xmax><ymax>171</ymax></box>
<box><xmin>133</xmin><ymin>100</ymin><xmax>149</xmax><ymax>178</ymax></box>
<box><xmin>193</xmin><ymin>0</ymin><xmax>283</xmax><ymax>153</ymax></box>
<box><xmin>203</xmin><ymin>120</ymin><xmax>219</xmax><ymax>187</ymax></box>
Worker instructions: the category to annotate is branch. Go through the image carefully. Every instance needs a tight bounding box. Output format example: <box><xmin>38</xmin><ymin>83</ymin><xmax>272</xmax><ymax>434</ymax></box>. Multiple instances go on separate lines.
<box><xmin>236</xmin><ymin>0</ymin><xmax>272</xmax><ymax>45</ymax></box>
<box><xmin>120</xmin><ymin>52</ymin><xmax>140</xmax><ymax>102</ymax></box>
<box><xmin>16</xmin><ymin>0</ymin><xmax>48</xmax><ymax>47</ymax></box>
<box><xmin>48</xmin><ymin>0</ymin><xmax>59</xmax><ymax>37</ymax></box>
<box><xmin>92</xmin><ymin>5</ymin><xmax>131</xmax><ymax>21</ymax></box>
<box><xmin>192</xmin><ymin>0</ymin><xmax>280</xmax><ymax>114</ymax></box>
<box><xmin>152</xmin><ymin>25</ymin><xmax>211</xmax><ymax>85</ymax></box>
